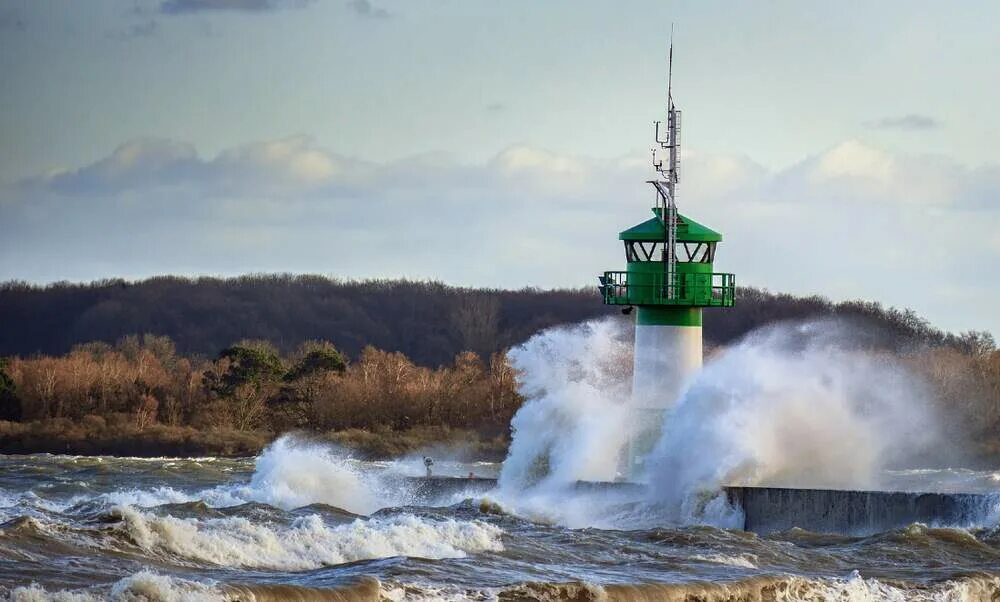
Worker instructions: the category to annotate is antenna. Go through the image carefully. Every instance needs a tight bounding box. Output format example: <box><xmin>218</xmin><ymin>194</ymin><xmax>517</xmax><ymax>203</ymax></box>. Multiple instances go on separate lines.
<box><xmin>650</xmin><ymin>26</ymin><xmax>681</xmax><ymax>298</ymax></box>
<box><xmin>667</xmin><ymin>24</ymin><xmax>674</xmax><ymax>107</ymax></box>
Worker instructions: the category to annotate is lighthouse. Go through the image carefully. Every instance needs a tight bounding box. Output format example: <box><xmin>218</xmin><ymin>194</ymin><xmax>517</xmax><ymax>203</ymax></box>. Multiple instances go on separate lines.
<box><xmin>598</xmin><ymin>42</ymin><xmax>735</xmax><ymax>476</ymax></box>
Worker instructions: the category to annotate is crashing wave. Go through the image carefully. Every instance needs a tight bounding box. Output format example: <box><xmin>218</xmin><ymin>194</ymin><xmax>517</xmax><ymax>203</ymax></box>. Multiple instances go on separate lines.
<box><xmin>115</xmin><ymin>505</ymin><xmax>503</xmax><ymax>570</ymax></box>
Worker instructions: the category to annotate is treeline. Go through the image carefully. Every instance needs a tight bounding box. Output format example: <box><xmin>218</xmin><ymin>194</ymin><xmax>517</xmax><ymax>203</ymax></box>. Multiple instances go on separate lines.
<box><xmin>0</xmin><ymin>330</ymin><xmax>997</xmax><ymax>460</ymax></box>
<box><xmin>0</xmin><ymin>336</ymin><xmax>518</xmax><ymax>457</ymax></box>
<box><xmin>0</xmin><ymin>275</ymin><xmax>990</xmax><ymax>367</ymax></box>
<box><xmin>0</xmin><ymin>276</ymin><xmax>601</xmax><ymax>367</ymax></box>
<box><xmin>0</xmin><ymin>274</ymin><xmax>996</xmax><ymax>459</ymax></box>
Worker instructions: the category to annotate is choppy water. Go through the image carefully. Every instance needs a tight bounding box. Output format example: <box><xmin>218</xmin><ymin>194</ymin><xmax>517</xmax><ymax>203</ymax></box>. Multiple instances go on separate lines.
<box><xmin>0</xmin><ymin>438</ymin><xmax>998</xmax><ymax>601</ymax></box>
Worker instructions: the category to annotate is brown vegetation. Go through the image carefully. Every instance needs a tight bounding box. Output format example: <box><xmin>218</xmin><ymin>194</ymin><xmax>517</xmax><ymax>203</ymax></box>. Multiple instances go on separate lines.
<box><xmin>0</xmin><ymin>330</ymin><xmax>996</xmax><ymax>461</ymax></box>
<box><xmin>0</xmin><ymin>334</ymin><xmax>521</xmax><ymax>458</ymax></box>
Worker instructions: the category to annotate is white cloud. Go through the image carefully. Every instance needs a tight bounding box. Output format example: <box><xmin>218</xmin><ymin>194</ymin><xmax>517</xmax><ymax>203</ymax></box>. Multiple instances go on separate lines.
<box><xmin>770</xmin><ymin>140</ymin><xmax>992</xmax><ymax>209</ymax></box>
<box><xmin>22</xmin><ymin>136</ymin><xmax>369</xmax><ymax>197</ymax></box>
<box><xmin>2</xmin><ymin>136</ymin><xmax>997</xmax><ymax>336</ymax></box>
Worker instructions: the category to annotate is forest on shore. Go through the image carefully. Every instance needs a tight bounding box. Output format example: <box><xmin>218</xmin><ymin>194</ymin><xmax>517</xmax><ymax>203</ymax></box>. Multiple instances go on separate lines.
<box><xmin>0</xmin><ymin>275</ymin><xmax>996</xmax><ymax>460</ymax></box>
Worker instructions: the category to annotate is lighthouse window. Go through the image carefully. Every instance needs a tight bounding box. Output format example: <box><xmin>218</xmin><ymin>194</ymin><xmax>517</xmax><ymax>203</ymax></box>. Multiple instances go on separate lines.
<box><xmin>625</xmin><ymin>241</ymin><xmax>668</xmax><ymax>262</ymax></box>
<box><xmin>625</xmin><ymin>241</ymin><xmax>716</xmax><ymax>262</ymax></box>
<box><xmin>679</xmin><ymin>243</ymin><xmax>715</xmax><ymax>263</ymax></box>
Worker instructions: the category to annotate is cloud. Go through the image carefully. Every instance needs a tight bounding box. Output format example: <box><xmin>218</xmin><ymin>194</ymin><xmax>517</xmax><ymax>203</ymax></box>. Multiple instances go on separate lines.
<box><xmin>3</xmin><ymin>137</ymin><xmax>998</xmax><ymax>336</ymax></box>
<box><xmin>160</xmin><ymin>0</ymin><xmax>315</xmax><ymax>14</ymax></box>
<box><xmin>866</xmin><ymin>114</ymin><xmax>941</xmax><ymax>131</ymax></box>
<box><xmin>32</xmin><ymin>139</ymin><xmax>200</xmax><ymax>195</ymax></box>
<box><xmin>769</xmin><ymin>139</ymin><xmax>992</xmax><ymax>209</ymax></box>
<box><xmin>15</xmin><ymin>136</ymin><xmax>996</xmax><ymax>213</ymax></box>
<box><xmin>23</xmin><ymin>136</ymin><xmax>372</xmax><ymax>197</ymax></box>
<box><xmin>346</xmin><ymin>0</ymin><xmax>391</xmax><ymax>19</ymax></box>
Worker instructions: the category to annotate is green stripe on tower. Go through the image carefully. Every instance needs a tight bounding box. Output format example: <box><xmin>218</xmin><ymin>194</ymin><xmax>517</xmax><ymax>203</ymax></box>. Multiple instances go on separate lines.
<box><xmin>636</xmin><ymin>306</ymin><xmax>703</xmax><ymax>327</ymax></box>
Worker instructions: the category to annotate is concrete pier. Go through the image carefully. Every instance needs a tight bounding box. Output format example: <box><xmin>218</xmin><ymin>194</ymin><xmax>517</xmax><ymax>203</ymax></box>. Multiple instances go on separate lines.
<box><xmin>398</xmin><ymin>477</ymin><xmax>997</xmax><ymax>535</ymax></box>
<box><xmin>398</xmin><ymin>476</ymin><xmax>496</xmax><ymax>504</ymax></box>
<box><xmin>725</xmin><ymin>486</ymin><xmax>998</xmax><ymax>535</ymax></box>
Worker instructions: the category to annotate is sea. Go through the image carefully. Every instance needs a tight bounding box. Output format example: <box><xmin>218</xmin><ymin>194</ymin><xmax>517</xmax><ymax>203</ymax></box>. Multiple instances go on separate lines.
<box><xmin>0</xmin><ymin>436</ymin><xmax>998</xmax><ymax>601</ymax></box>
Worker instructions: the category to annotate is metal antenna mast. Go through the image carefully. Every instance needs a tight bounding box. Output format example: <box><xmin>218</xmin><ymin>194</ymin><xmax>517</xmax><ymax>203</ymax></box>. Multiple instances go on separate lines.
<box><xmin>651</xmin><ymin>27</ymin><xmax>681</xmax><ymax>298</ymax></box>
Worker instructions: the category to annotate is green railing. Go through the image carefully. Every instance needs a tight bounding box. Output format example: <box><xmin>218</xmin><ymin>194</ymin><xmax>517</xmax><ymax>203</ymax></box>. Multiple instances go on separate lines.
<box><xmin>599</xmin><ymin>271</ymin><xmax>736</xmax><ymax>307</ymax></box>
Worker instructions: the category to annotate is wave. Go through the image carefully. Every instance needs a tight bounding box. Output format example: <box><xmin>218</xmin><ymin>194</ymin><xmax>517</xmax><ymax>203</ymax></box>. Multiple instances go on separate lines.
<box><xmin>115</xmin><ymin>505</ymin><xmax>503</xmax><ymax>571</ymax></box>
<box><xmin>689</xmin><ymin>552</ymin><xmax>757</xmax><ymax>568</ymax></box>
<box><xmin>497</xmin><ymin>573</ymin><xmax>1000</xmax><ymax>602</ymax></box>
<box><xmin>78</xmin><ymin>437</ymin><xmax>393</xmax><ymax>516</ymax></box>
<box><xmin>218</xmin><ymin>436</ymin><xmax>383</xmax><ymax>513</ymax></box>
<box><xmin>3</xmin><ymin>571</ymin><xmax>383</xmax><ymax>602</ymax></box>
<box><xmin>4</xmin><ymin>570</ymin><xmax>221</xmax><ymax>602</ymax></box>
<box><xmin>10</xmin><ymin>573</ymin><xmax>999</xmax><ymax>602</ymax></box>
<box><xmin>0</xmin><ymin>437</ymin><xmax>392</xmax><ymax>519</ymax></box>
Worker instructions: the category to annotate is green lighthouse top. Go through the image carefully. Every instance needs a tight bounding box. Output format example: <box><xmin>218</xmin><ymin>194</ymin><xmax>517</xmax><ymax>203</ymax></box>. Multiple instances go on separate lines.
<box><xmin>619</xmin><ymin>209</ymin><xmax>723</xmax><ymax>243</ymax></box>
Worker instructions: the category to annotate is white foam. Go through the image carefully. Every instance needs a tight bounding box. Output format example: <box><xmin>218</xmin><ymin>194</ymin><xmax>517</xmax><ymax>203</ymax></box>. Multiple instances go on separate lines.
<box><xmin>690</xmin><ymin>553</ymin><xmax>757</xmax><ymax>568</ymax></box>
<box><xmin>381</xmin><ymin>583</ymin><xmax>489</xmax><ymax>602</ymax></box>
<box><xmin>0</xmin><ymin>490</ymin><xmax>77</xmax><ymax>522</ymax></box>
<box><xmin>804</xmin><ymin>572</ymin><xmax>1000</xmax><ymax>602</ymax></box>
<box><xmin>95</xmin><ymin>487</ymin><xmax>198</xmax><ymax>509</ymax></box>
<box><xmin>5</xmin><ymin>571</ymin><xmax>221</xmax><ymax>602</ymax></box>
<box><xmin>117</xmin><ymin>505</ymin><xmax>504</xmax><ymax>571</ymax></box>
<box><xmin>5</xmin><ymin>584</ymin><xmax>98</xmax><ymax>602</ymax></box>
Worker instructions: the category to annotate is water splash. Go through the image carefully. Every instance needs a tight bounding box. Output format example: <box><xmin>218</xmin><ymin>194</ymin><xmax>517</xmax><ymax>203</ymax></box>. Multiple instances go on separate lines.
<box><xmin>498</xmin><ymin>319</ymin><xmax>632</xmax><ymax>491</ymax></box>
<box><xmin>496</xmin><ymin>318</ymin><xmax>955</xmax><ymax>528</ymax></box>
<box><xmin>225</xmin><ymin>436</ymin><xmax>381</xmax><ymax>513</ymax></box>
<box><xmin>645</xmin><ymin>321</ymin><xmax>944</xmax><ymax>515</ymax></box>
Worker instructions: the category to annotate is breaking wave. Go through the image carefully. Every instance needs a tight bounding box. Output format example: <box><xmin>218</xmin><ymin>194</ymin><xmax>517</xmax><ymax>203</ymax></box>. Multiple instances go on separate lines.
<box><xmin>215</xmin><ymin>436</ymin><xmax>384</xmax><ymax>513</ymax></box>
<box><xmin>43</xmin><ymin>436</ymin><xmax>392</xmax><ymax>516</ymax></box>
<box><xmin>499</xmin><ymin>574</ymin><xmax>1000</xmax><ymax>602</ymax></box>
<box><xmin>115</xmin><ymin>505</ymin><xmax>503</xmax><ymax>570</ymax></box>
<box><xmin>5</xmin><ymin>570</ymin><xmax>221</xmax><ymax>602</ymax></box>
<box><xmin>4</xmin><ymin>572</ymin><xmax>384</xmax><ymax>602</ymax></box>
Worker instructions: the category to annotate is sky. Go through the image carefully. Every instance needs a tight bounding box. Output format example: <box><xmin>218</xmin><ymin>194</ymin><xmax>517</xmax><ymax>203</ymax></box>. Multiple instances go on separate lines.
<box><xmin>0</xmin><ymin>0</ymin><xmax>997</xmax><ymax>337</ymax></box>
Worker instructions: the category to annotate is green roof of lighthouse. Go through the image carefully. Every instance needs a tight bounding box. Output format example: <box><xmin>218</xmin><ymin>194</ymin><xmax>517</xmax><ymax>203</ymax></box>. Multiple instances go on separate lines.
<box><xmin>618</xmin><ymin>208</ymin><xmax>723</xmax><ymax>242</ymax></box>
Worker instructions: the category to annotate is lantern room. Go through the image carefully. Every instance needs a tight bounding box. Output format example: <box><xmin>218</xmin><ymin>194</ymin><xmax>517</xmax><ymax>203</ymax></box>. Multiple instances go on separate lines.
<box><xmin>600</xmin><ymin>208</ymin><xmax>735</xmax><ymax>309</ymax></box>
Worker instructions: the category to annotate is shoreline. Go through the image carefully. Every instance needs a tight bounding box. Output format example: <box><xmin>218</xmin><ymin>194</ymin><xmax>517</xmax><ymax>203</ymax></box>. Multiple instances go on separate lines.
<box><xmin>0</xmin><ymin>419</ymin><xmax>510</xmax><ymax>461</ymax></box>
<box><xmin>1</xmin><ymin>418</ymin><xmax>996</xmax><ymax>468</ymax></box>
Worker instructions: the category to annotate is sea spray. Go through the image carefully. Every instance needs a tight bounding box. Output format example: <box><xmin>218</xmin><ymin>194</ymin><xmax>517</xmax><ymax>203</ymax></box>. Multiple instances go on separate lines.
<box><xmin>498</xmin><ymin>319</ymin><xmax>633</xmax><ymax>491</ymax></box>
<box><xmin>645</xmin><ymin>320</ymin><xmax>944</xmax><ymax>520</ymax></box>
<box><xmin>496</xmin><ymin>318</ymin><xmax>950</xmax><ymax>529</ymax></box>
